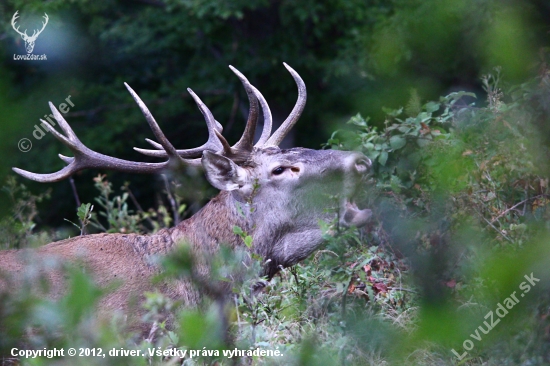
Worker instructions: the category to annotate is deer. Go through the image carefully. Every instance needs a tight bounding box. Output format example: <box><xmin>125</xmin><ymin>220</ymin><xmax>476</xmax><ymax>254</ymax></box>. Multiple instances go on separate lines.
<box><xmin>0</xmin><ymin>64</ymin><xmax>372</xmax><ymax>323</ymax></box>
<box><xmin>11</xmin><ymin>11</ymin><xmax>49</xmax><ymax>54</ymax></box>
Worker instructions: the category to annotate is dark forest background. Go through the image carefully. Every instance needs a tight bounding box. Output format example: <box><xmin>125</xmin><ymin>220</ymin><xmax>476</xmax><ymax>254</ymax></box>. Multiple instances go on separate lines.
<box><xmin>1</xmin><ymin>0</ymin><xmax>549</xmax><ymax>229</ymax></box>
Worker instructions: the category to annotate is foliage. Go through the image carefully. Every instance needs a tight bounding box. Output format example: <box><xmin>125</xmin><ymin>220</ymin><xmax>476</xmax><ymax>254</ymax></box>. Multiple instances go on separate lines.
<box><xmin>2</xmin><ymin>0</ymin><xmax>550</xmax><ymax>357</ymax></box>
<box><xmin>87</xmin><ymin>174</ymin><xmax>144</xmax><ymax>234</ymax></box>
<box><xmin>2</xmin><ymin>0</ymin><xmax>548</xmax><ymax>226</ymax></box>
<box><xmin>2</xmin><ymin>68</ymin><xmax>550</xmax><ymax>365</ymax></box>
<box><xmin>75</xmin><ymin>174</ymin><xmax>185</xmax><ymax>235</ymax></box>
<box><xmin>328</xmin><ymin>69</ymin><xmax>550</xmax><ymax>364</ymax></box>
<box><xmin>0</xmin><ymin>176</ymin><xmax>52</xmax><ymax>249</ymax></box>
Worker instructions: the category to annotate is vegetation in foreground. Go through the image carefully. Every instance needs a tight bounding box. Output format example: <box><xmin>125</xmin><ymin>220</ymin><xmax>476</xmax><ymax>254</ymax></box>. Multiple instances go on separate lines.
<box><xmin>1</xmin><ymin>68</ymin><xmax>550</xmax><ymax>365</ymax></box>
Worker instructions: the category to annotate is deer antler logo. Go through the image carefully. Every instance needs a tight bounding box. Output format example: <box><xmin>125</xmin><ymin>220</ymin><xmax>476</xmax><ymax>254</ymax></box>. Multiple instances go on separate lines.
<box><xmin>11</xmin><ymin>11</ymin><xmax>49</xmax><ymax>54</ymax></box>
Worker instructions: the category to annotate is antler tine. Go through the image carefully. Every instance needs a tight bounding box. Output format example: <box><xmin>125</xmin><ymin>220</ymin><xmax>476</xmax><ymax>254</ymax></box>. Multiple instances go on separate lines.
<box><xmin>12</xmin><ymin>112</ymin><xmax>83</xmax><ymax>182</ymax></box>
<box><xmin>12</xmin><ymin>88</ymin><xmax>206</xmax><ymax>183</ymax></box>
<box><xmin>228</xmin><ymin>65</ymin><xmax>258</xmax><ymax>152</ymax></box>
<box><xmin>58</xmin><ymin>154</ymin><xmax>74</xmax><ymax>164</ymax></box>
<box><xmin>137</xmin><ymin>131</ymin><xmax>223</xmax><ymax>157</ymax></box>
<box><xmin>251</xmin><ymin>85</ymin><xmax>272</xmax><ymax>147</ymax></box>
<box><xmin>12</xmin><ymin>113</ymin><xmax>170</xmax><ymax>183</ymax></box>
<box><xmin>264</xmin><ymin>63</ymin><xmax>307</xmax><ymax>147</ymax></box>
<box><xmin>134</xmin><ymin>88</ymin><xmax>224</xmax><ymax>159</ymax></box>
<box><xmin>48</xmin><ymin>102</ymin><xmax>78</xmax><ymax>141</ymax></box>
<box><xmin>124</xmin><ymin>83</ymin><xmax>183</xmax><ymax>161</ymax></box>
<box><xmin>136</xmin><ymin>66</ymin><xmax>275</xmax><ymax>160</ymax></box>
<box><xmin>215</xmin><ymin>129</ymin><xmax>233</xmax><ymax>156</ymax></box>
<box><xmin>187</xmin><ymin>88</ymin><xmax>257</xmax><ymax>161</ymax></box>
<box><xmin>186</xmin><ymin>88</ymin><xmax>220</xmax><ymax>140</ymax></box>
<box><xmin>144</xmin><ymin>138</ymin><xmax>163</xmax><ymax>149</ymax></box>
<box><xmin>13</xmin><ymin>163</ymin><xmax>83</xmax><ymax>183</ymax></box>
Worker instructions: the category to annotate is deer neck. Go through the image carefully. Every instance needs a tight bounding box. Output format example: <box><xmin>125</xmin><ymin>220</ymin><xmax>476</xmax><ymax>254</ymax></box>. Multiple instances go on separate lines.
<box><xmin>167</xmin><ymin>191</ymin><xmax>252</xmax><ymax>253</ymax></box>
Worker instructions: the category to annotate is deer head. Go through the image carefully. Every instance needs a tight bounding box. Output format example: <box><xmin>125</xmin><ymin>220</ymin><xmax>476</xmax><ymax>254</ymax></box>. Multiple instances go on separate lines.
<box><xmin>13</xmin><ymin>64</ymin><xmax>371</xmax><ymax>279</ymax></box>
<box><xmin>11</xmin><ymin>11</ymin><xmax>49</xmax><ymax>54</ymax></box>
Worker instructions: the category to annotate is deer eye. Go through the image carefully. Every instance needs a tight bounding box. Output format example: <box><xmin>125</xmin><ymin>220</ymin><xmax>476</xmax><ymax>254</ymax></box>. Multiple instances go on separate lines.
<box><xmin>272</xmin><ymin>166</ymin><xmax>286</xmax><ymax>175</ymax></box>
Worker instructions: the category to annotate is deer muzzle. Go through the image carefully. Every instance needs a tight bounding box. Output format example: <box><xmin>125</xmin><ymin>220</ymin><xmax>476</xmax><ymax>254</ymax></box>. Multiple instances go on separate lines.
<box><xmin>339</xmin><ymin>152</ymin><xmax>372</xmax><ymax>228</ymax></box>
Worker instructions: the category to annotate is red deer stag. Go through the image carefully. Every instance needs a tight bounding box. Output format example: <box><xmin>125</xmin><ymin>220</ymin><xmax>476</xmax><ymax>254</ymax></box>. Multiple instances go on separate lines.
<box><xmin>1</xmin><ymin>64</ymin><xmax>372</xmax><ymax>314</ymax></box>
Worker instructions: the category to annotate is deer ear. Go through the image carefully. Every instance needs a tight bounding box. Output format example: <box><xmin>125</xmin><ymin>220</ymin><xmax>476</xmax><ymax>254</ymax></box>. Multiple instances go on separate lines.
<box><xmin>202</xmin><ymin>151</ymin><xmax>248</xmax><ymax>191</ymax></box>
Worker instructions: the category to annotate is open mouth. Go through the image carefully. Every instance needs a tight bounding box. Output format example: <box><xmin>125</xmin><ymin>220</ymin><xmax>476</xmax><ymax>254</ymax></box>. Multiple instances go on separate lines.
<box><xmin>340</xmin><ymin>200</ymin><xmax>372</xmax><ymax>228</ymax></box>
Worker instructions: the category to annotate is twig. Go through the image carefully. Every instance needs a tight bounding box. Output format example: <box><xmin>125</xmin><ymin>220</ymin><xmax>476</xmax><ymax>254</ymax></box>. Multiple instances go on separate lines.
<box><xmin>145</xmin><ymin>321</ymin><xmax>159</xmax><ymax>344</ymax></box>
<box><xmin>69</xmin><ymin>177</ymin><xmax>81</xmax><ymax>208</ymax></box>
<box><xmin>162</xmin><ymin>175</ymin><xmax>180</xmax><ymax>226</ymax></box>
<box><xmin>490</xmin><ymin>194</ymin><xmax>548</xmax><ymax>224</ymax></box>
<box><xmin>523</xmin><ymin>182</ymin><xmax>529</xmax><ymax>216</ymax></box>
<box><xmin>234</xmin><ymin>296</ymin><xmax>241</xmax><ymax>328</ymax></box>
<box><xmin>290</xmin><ymin>266</ymin><xmax>300</xmax><ymax>287</ymax></box>
<box><xmin>388</xmin><ymin>287</ymin><xmax>418</xmax><ymax>294</ymax></box>
<box><xmin>122</xmin><ymin>183</ymin><xmax>155</xmax><ymax>230</ymax></box>
<box><xmin>476</xmin><ymin>209</ymin><xmax>513</xmax><ymax>243</ymax></box>
<box><xmin>312</xmin><ymin>249</ymin><xmax>339</xmax><ymax>263</ymax></box>
<box><xmin>68</xmin><ymin>177</ymin><xmax>86</xmax><ymax>235</ymax></box>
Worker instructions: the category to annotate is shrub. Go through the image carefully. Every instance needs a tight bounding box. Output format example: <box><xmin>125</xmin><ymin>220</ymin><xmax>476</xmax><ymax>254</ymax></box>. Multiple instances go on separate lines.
<box><xmin>1</xmin><ymin>69</ymin><xmax>550</xmax><ymax>365</ymax></box>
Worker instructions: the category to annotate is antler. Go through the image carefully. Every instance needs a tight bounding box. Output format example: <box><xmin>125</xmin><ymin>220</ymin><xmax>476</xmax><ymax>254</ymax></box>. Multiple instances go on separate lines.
<box><xmin>228</xmin><ymin>66</ymin><xmax>273</xmax><ymax>148</ymax></box>
<box><xmin>138</xmin><ymin>63</ymin><xmax>304</xmax><ymax>161</ymax></box>
<box><xmin>133</xmin><ymin>88</ymin><xmax>225</xmax><ymax>159</ymax></box>
<box><xmin>135</xmin><ymin>65</ymin><xmax>273</xmax><ymax>162</ymax></box>
<box><xmin>28</xmin><ymin>13</ymin><xmax>48</xmax><ymax>41</ymax></box>
<box><xmin>11</xmin><ymin>11</ymin><xmax>27</xmax><ymax>38</ymax></box>
<box><xmin>13</xmin><ymin>63</ymin><xmax>307</xmax><ymax>182</ymax></box>
<box><xmin>212</xmin><ymin>63</ymin><xmax>306</xmax><ymax>149</ymax></box>
<box><xmin>12</xmin><ymin>84</ymin><xmax>197</xmax><ymax>183</ymax></box>
<box><xmin>264</xmin><ymin>63</ymin><xmax>306</xmax><ymax>147</ymax></box>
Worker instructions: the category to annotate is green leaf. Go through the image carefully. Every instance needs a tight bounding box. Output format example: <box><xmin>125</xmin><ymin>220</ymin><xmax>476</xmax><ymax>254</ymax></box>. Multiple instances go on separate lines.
<box><xmin>390</xmin><ymin>175</ymin><xmax>402</xmax><ymax>193</ymax></box>
<box><xmin>244</xmin><ymin>235</ymin><xmax>253</xmax><ymax>248</ymax></box>
<box><xmin>378</xmin><ymin>151</ymin><xmax>388</xmax><ymax>166</ymax></box>
<box><xmin>382</xmin><ymin>107</ymin><xmax>403</xmax><ymax>117</ymax></box>
<box><xmin>348</xmin><ymin>113</ymin><xmax>369</xmax><ymax>127</ymax></box>
<box><xmin>389</xmin><ymin>135</ymin><xmax>406</xmax><ymax>150</ymax></box>
<box><xmin>424</xmin><ymin>101</ymin><xmax>440</xmax><ymax>113</ymax></box>
<box><xmin>232</xmin><ymin>226</ymin><xmax>244</xmax><ymax>236</ymax></box>
<box><xmin>77</xmin><ymin>203</ymin><xmax>93</xmax><ymax>221</ymax></box>
<box><xmin>361</xmin><ymin>142</ymin><xmax>373</xmax><ymax>151</ymax></box>
<box><xmin>366</xmin><ymin>150</ymin><xmax>380</xmax><ymax>161</ymax></box>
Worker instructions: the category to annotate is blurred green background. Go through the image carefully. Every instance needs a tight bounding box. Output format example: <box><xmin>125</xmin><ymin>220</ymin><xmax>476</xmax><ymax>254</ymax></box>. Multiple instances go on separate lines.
<box><xmin>1</xmin><ymin>0</ymin><xmax>548</xmax><ymax>227</ymax></box>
